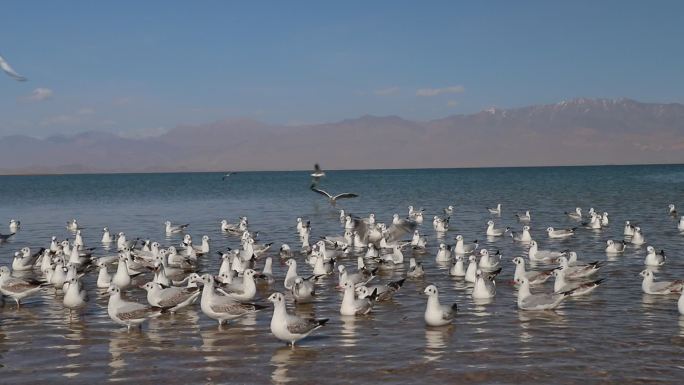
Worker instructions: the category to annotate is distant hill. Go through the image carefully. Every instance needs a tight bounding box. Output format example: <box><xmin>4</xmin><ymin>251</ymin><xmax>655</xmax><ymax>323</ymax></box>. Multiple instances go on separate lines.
<box><xmin>1</xmin><ymin>98</ymin><xmax>682</xmax><ymax>174</ymax></box>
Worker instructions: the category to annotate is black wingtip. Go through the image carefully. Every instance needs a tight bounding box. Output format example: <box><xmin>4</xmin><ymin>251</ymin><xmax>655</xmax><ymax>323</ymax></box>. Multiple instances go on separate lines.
<box><xmin>318</xmin><ymin>318</ymin><xmax>330</xmax><ymax>326</ymax></box>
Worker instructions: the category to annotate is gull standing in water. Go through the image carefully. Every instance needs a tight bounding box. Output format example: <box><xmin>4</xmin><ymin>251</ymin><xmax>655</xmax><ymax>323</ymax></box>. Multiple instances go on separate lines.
<box><xmin>141</xmin><ymin>282</ymin><xmax>200</xmax><ymax>313</ymax></box>
<box><xmin>423</xmin><ymin>285</ymin><xmax>457</xmax><ymax>326</ymax></box>
<box><xmin>268</xmin><ymin>292</ymin><xmax>328</xmax><ymax>348</ymax></box>
<box><xmin>0</xmin><ymin>266</ymin><xmax>45</xmax><ymax>306</ymax></box>
<box><xmin>310</xmin><ymin>186</ymin><xmax>358</xmax><ymax>206</ymax></box>
<box><xmin>107</xmin><ymin>285</ymin><xmax>162</xmax><ymax>330</ymax></box>
<box><xmin>340</xmin><ymin>281</ymin><xmax>378</xmax><ymax>315</ymax></box>
<box><xmin>194</xmin><ymin>274</ymin><xmax>265</xmax><ymax>326</ymax></box>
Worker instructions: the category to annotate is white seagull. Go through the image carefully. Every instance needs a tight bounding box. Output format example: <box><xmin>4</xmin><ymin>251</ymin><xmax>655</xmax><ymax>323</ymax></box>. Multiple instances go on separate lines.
<box><xmin>517</xmin><ymin>277</ymin><xmax>573</xmax><ymax>311</ymax></box>
<box><xmin>0</xmin><ymin>53</ymin><xmax>27</xmax><ymax>81</ymax></box>
<box><xmin>268</xmin><ymin>292</ymin><xmax>328</xmax><ymax>347</ymax></box>
<box><xmin>644</xmin><ymin>246</ymin><xmax>666</xmax><ymax>267</ymax></box>
<box><xmin>423</xmin><ymin>284</ymin><xmax>457</xmax><ymax>326</ymax></box>
<box><xmin>107</xmin><ymin>285</ymin><xmax>162</xmax><ymax>330</ymax></box>
<box><xmin>310</xmin><ymin>186</ymin><xmax>358</xmax><ymax>206</ymax></box>
<box><xmin>640</xmin><ymin>270</ymin><xmax>683</xmax><ymax>295</ymax></box>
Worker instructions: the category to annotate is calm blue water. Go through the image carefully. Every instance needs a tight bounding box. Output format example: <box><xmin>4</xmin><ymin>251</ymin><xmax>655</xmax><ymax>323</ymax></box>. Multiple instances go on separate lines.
<box><xmin>0</xmin><ymin>165</ymin><xmax>683</xmax><ymax>384</ymax></box>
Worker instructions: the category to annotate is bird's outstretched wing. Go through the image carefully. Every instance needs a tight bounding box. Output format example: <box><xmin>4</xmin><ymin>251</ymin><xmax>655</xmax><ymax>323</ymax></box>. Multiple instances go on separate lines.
<box><xmin>310</xmin><ymin>186</ymin><xmax>333</xmax><ymax>199</ymax></box>
<box><xmin>0</xmin><ymin>54</ymin><xmax>27</xmax><ymax>81</ymax></box>
<box><xmin>333</xmin><ymin>193</ymin><xmax>358</xmax><ymax>200</ymax></box>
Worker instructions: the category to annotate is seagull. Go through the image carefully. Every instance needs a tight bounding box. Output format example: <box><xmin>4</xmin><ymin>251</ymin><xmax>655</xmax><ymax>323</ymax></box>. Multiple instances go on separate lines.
<box><xmin>472</xmin><ymin>269</ymin><xmax>497</xmax><ymax>299</ymax></box>
<box><xmin>552</xmin><ymin>269</ymin><xmax>603</xmax><ymax>296</ymax></box>
<box><xmin>512</xmin><ymin>257</ymin><xmax>555</xmax><ymax>285</ymax></box>
<box><xmin>449</xmin><ymin>255</ymin><xmax>466</xmax><ymax>277</ymax></box>
<box><xmin>291</xmin><ymin>276</ymin><xmax>317</xmax><ymax>303</ymax></box>
<box><xmin>0</xmin><ymin>53</ymin><xmax>27</xmax><ymax>81</ymax></box>
<box><xmin>96</xmin><ymin>260</ymin><xmax>113</xmax><ymax>288</ymax></box>
<box><xmin>216</xmin><ymin>269</ymin><xmax>262</xmax><ymax>301</ymax></box>
<box><xmin>546</xmin><ymin>227</ymin><xmax>576</xmax><ymax>239</ymax></box>
<box><xmin>0</xmin><ymin>232</ymin><xmax>16</xmax><ymax>243</ymax></box>
<box><xmin>141</xmin><ymin>282</ymin><xmax>200</xmax><ymax>313</ymax></box>
<box><xmin>435</xmin><ymin>243</ymin><xmax>452</xmax><ymax>262</ymax></box>
<box><xmin>340</xmin><ymin>281</ymin><xmax>378</xmax><ymax>315</ymax></box>
<box><xmin>565</xmin><ymin>207</ymin><xmax>582</xmax><ymax>220</ymax></box>
<box><xmin>310</xmin><ymin>186</ymin><xmax>358</xmax><ymax>206</ymax></box>
<box><xmin>102</xmin><ymin>227</ymin><xmax>114</xmax><ymax>243</ymax></box>
<box><xmin>423</xmin><ymin>285</ymin><xmax>457</xmax><ymax>326</ymax></box>
<box><xmin>630</xmin><ymin>227</ymin><xmax>645</xmax><ymax>245</ymax></box>
<box><xmin>527</xmin><ymin>240</ymin><xmax>564</xmax><ymax>262</ymax></box>
<box><xmin>12</xmin><ymin>247</ymin><xmax>44</xmax><ymax>271</ymax></box>
<box><xmin>510</xmin><ymin>226</ymin><xmax>532</xmax><ymax>243</ymax></box>
<box><xmin>63</xmin><ymin>277</ymin><xmax>88</xmax><ymax>313</ymax></box>
<box><xmin>624</xmin><ymin>221</ymin><xmax>636</xmax><ymax>236</ymax></box>
<box><xmin>605</xmin><ymin>239</ymin><xmax>627</xmax><ymax>254</ymax></box>
<box><xmin>310</xmin><ymin>163</ymin><xmax>326</xmax><ymax>186</ymax></box>
<box><xmin>66</xmin><ymin>219</ymin><xmax>80</xmax><ymax>232</ymax></box>
<box><xmin>107</xmin><ymin>285</ymin><xmax>162</xmax><ymax>330</ymax></box>
<box><xmin>443</xmin><ymin>205</ymin><xmax>455</xmax><ymax>217</ymax></box>
<box><xmin>268</xmin><ymin>292</ymin><xmax>328</xmax><ymax>347</ymax></box>
<box><xmin>679</xmin><ymin>216</ymin><xmax>684</xmax><ymax>231</ymax></box>
<box><xmin>8</xmin><ymin>219</ymin><xmax>20</xmax><ymax>232</ymax></box>
<box><xmin>515</xmin><ymin>210</ymin><xmax>531</xmax><ymax>222</ymax></box>
<box><xmin>355</xmin><ymin>278</ymin><xmax>405</xmax><ymax>301</ymax></box>
<box><xmin>644</xmin><ymin>246</ymin><xmax>666</xmax><ymax>267</ymax></box>
<box><xmin>517</xmin><ymin>277</ymin><xmax>573</xmax><ymax>311</ymax></box>
<box><xmin>407</xmin><ymin>257</ymin><xmax>425</xmax><ymax>278</ymax></box>
<box><xmin>221</xmin><ymin>172</ymin><xmax>236</xmax><ymax>180</ymax></box>
<box><xmin>337</xmin><ymin>264</ymin><xmax>376</xmax><ymax>288</ymax></box>
<box><xmin>640</xmin><ymin>270</ymin><xmax>683</xmax><ymax>295</ymax></box>
<box><xmin>454</xmin><ymin>235</ymin><xmax>478</xmax><ymax>254</ymax></box>
<box><xmin>668</xmin><ymin>204</ymin><xmax>678</xmax><ymax>217</ymax></box>
<box><xmin>487</xmin><ymin>203</ymin><xmax>501</xmax><ymax>215</ymax></box>
<box><xmin>0</xmin><ymin>266</ymin><xmax>46</xmax><ymax>306</ymax></box>
<box><xmin>478</xmin><ymin>249</ymin><xmax>501</xmax><ymax>271</ymax></box>
<box><xmin>165</xmin><ymin>221</ymin><xmax>189</xmax><ymax>234</ymax></box>
<box><xmin>486</xmin><ymin>220</ymin><xmax>509</xmax><ymax>237</ymax></box>
<box><xmin>558</xmin><ymin>256</ymin><xmax>602</xmax><ymax>279</ymax></box>
<box><xmin>194</xmin><ymin>274</ymin><xmax>265</xmax><ymax>326</ymax></box>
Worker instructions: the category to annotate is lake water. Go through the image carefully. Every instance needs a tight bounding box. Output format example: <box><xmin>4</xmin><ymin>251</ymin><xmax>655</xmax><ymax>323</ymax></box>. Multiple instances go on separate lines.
<box><xmin>0</xmin><ymin>165</ymin><xmax>683</xmax><ymax>384</ymax></box>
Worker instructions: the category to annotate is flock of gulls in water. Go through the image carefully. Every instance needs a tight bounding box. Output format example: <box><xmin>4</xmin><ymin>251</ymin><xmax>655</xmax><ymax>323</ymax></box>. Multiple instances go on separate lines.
<box><xmin>0</xmin><ymin>165</ymin><xmax>683</xmax><ymax>348</ymax></box>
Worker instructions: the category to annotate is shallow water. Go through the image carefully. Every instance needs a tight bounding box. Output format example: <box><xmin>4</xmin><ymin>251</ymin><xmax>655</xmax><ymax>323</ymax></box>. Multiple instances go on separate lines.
<box><xmin>0</xmin><ymin>165</ymin><xmax>683</xmax><ymax>384</ymax></box>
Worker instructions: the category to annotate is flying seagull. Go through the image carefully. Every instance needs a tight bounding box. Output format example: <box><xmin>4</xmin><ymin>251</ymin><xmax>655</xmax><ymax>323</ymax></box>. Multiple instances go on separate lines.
<box><xmin>310</xmin><ymin>186</ymin><xmax>358</xmax><ymax>206</ymax></box>
<box><xmin>310</xmin><ymin>163</ymin><xmax>325</xmax><ymax>186</ymax></box>
<box><xmin>0</xmin><ymin>53</ymin><xmax>27</xmax><ymax>81</ymax></box>
<box><xmin>222</xmin><ymin>172</ymin><xmax>236</xmax><ymax>180</ymax></box>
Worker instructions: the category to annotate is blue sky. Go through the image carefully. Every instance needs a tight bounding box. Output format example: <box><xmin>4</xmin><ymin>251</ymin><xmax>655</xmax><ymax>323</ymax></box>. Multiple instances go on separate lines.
<box><xmin>1</xmin><ymin>0</ymin><xmax>683</xmax><ymax>137</ymax></box>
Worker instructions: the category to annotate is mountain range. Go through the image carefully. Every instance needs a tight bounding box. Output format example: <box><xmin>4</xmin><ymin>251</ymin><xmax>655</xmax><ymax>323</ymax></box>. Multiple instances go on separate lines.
<box><xmin>1</xmin><ymin>98</ymin><xmax>682</xmax><ymax>174</ymax></box>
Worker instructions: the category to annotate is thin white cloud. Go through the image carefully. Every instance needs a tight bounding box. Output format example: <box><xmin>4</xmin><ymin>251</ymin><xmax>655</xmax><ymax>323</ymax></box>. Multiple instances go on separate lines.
<box><xmin>374</xmin><ymin>86</ymin><xmax>400</xmax><ymax>96</ymax></box>
<box><xmin>27</xmin><ymin>87</ymin><xmax>53</xmax><ymax>101</ymax></box>
<box><xmin>416</xmin><ymin>85</ymin><xmax>465</xmax><ymax>97</ymax></box>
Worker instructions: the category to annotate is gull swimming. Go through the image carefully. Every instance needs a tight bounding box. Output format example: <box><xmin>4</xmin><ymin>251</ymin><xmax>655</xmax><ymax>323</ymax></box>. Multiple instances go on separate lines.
<box><xmin>268</xmin><ymin>292</ymin><xmax>328</xmax><ymax>347</ymax></box>
<box><xmin>516</xmin><ymin>210</ymin><xmax>531</xmax><ymax>222</ymax></box>
<box><xmin>624</xmin><ymin>221</ymin><xmax>635</xmax><ymax>236</ymax></box>
<box><xmin>102</xmin><ymin>227</ymin><xmax>114</xmax><ymax>243</ymax></box>
<box><xmin>565</xmin><ymin>207</ymin><xmax>582</xmax><ymax>220</ymax></box>
<box><xmin>407</xmin><ymin>257</ymin><xmax>425</xmax><ymax>278</ymax></box>
<box><xmin>435</xmin><ymin>243</ymin><xmax>452</xmax><ymax>262</ymax></box>
<box><xmin>487</xmin><ymin>203</ymin><xmax>501</xmax><ymax>215</ymax></box>
<box><xmin>449</xmin><ymin>255</ymin><xmax>465</xmax><ymax>277</ymax></box>
<box><xmin>107</xmin><ymin>285</ymin><xmax>162</xmax><ymax>330</ymax></box>
<box><xmin>454</xmin><ymin>235</ymin><xmax>478</xmax><ymax>254</ymax></box>
<box><xmin>9</xmin><ymin>219</ymin><xmax>20</xmax><ymax>232</ymax></box>
<box><xmin>0</xmin><ymin>53</ymin><xmax>27</xmax><ymax>81</ymax></box>
<box><xmin>472</xmin><ymin>269</ymin><xmax>496</xmax><ymax>299</ymax></box>
<box><xmin>527</xmin><ymin>240</ymin><xmax>564</xmax><ymax>262</ymax></box>
<box><xmin>423</xmin><ymin>284</ymin><xmax>457</xmax><ymax>326</ymax></box>
<box><xmin>546</xmin><ymin>227</ymin><xmax>576</xmax><ymax>239</ymax></box>
<box><xmin>310</xmin><ymin>186</ymin><xmax>358</xmax><ymax>206</ymax></box>
<box><xmin>640</xmin><ymin>270</ymin><xmax>683</xmax><ymax>295</ymax></box>
<box><xmin>486</xmin><ymin>220</ymin><xmax>508</xmax><ymax>237</ymax></box>
<box><xmin>517</xmin><ymin>277</ymin><xmax>573</xmax><ymax>311</ymax></box>
<box><xmin>552</xmin><ymin>269</ymin><xmax>603</xmax><ymax>296</ymax></box>
<box><xmin>165</xmin><ymin>221</ymin><xmax>189</xmax><ymax>234</ymax></box>
<box><xmin>478</xmin><ymin>249</ymin><xmax>501</xmax><ymax>271</ymax></box>
<box><xmin>355</xmin><ymin>278</ymin><xmax>405</xmax><ymax>301</ymax></box>
<box><xmin>644</xmin><ymin>246</ymin><xmax>666</xmax><ymax>267</ymax></box>
<box><xmin>557</xmin><ymin>256</ymin><xmax>602</xmax><ymax>279</ymax></box>
<box><xmin>677</xmin><ymin>216</ymin><xmax>684</xmax><ymax>231</ymax></box>
<box><xmin>668</xmin><ymin>204</ymin><xmax>677</xmax><ymax>217</ymax></box>
<box><xmin>510</xmin><ymin>226</ymin><xmax>532</xmax><ymax>243</ymax></box>
<box><xmin>512</xmin><ymin>257</ymin><xmax>555</xmax><ymax>285</ymax></box>
<box><xmin>630</xmin><ymin>227</ymin><xmax>645</xmax><ymax>245</ymax></box>
<box><xmin>605</xmin><ymin>239</ymin><xmax>626</xmax><ymax>254</ymax></box>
